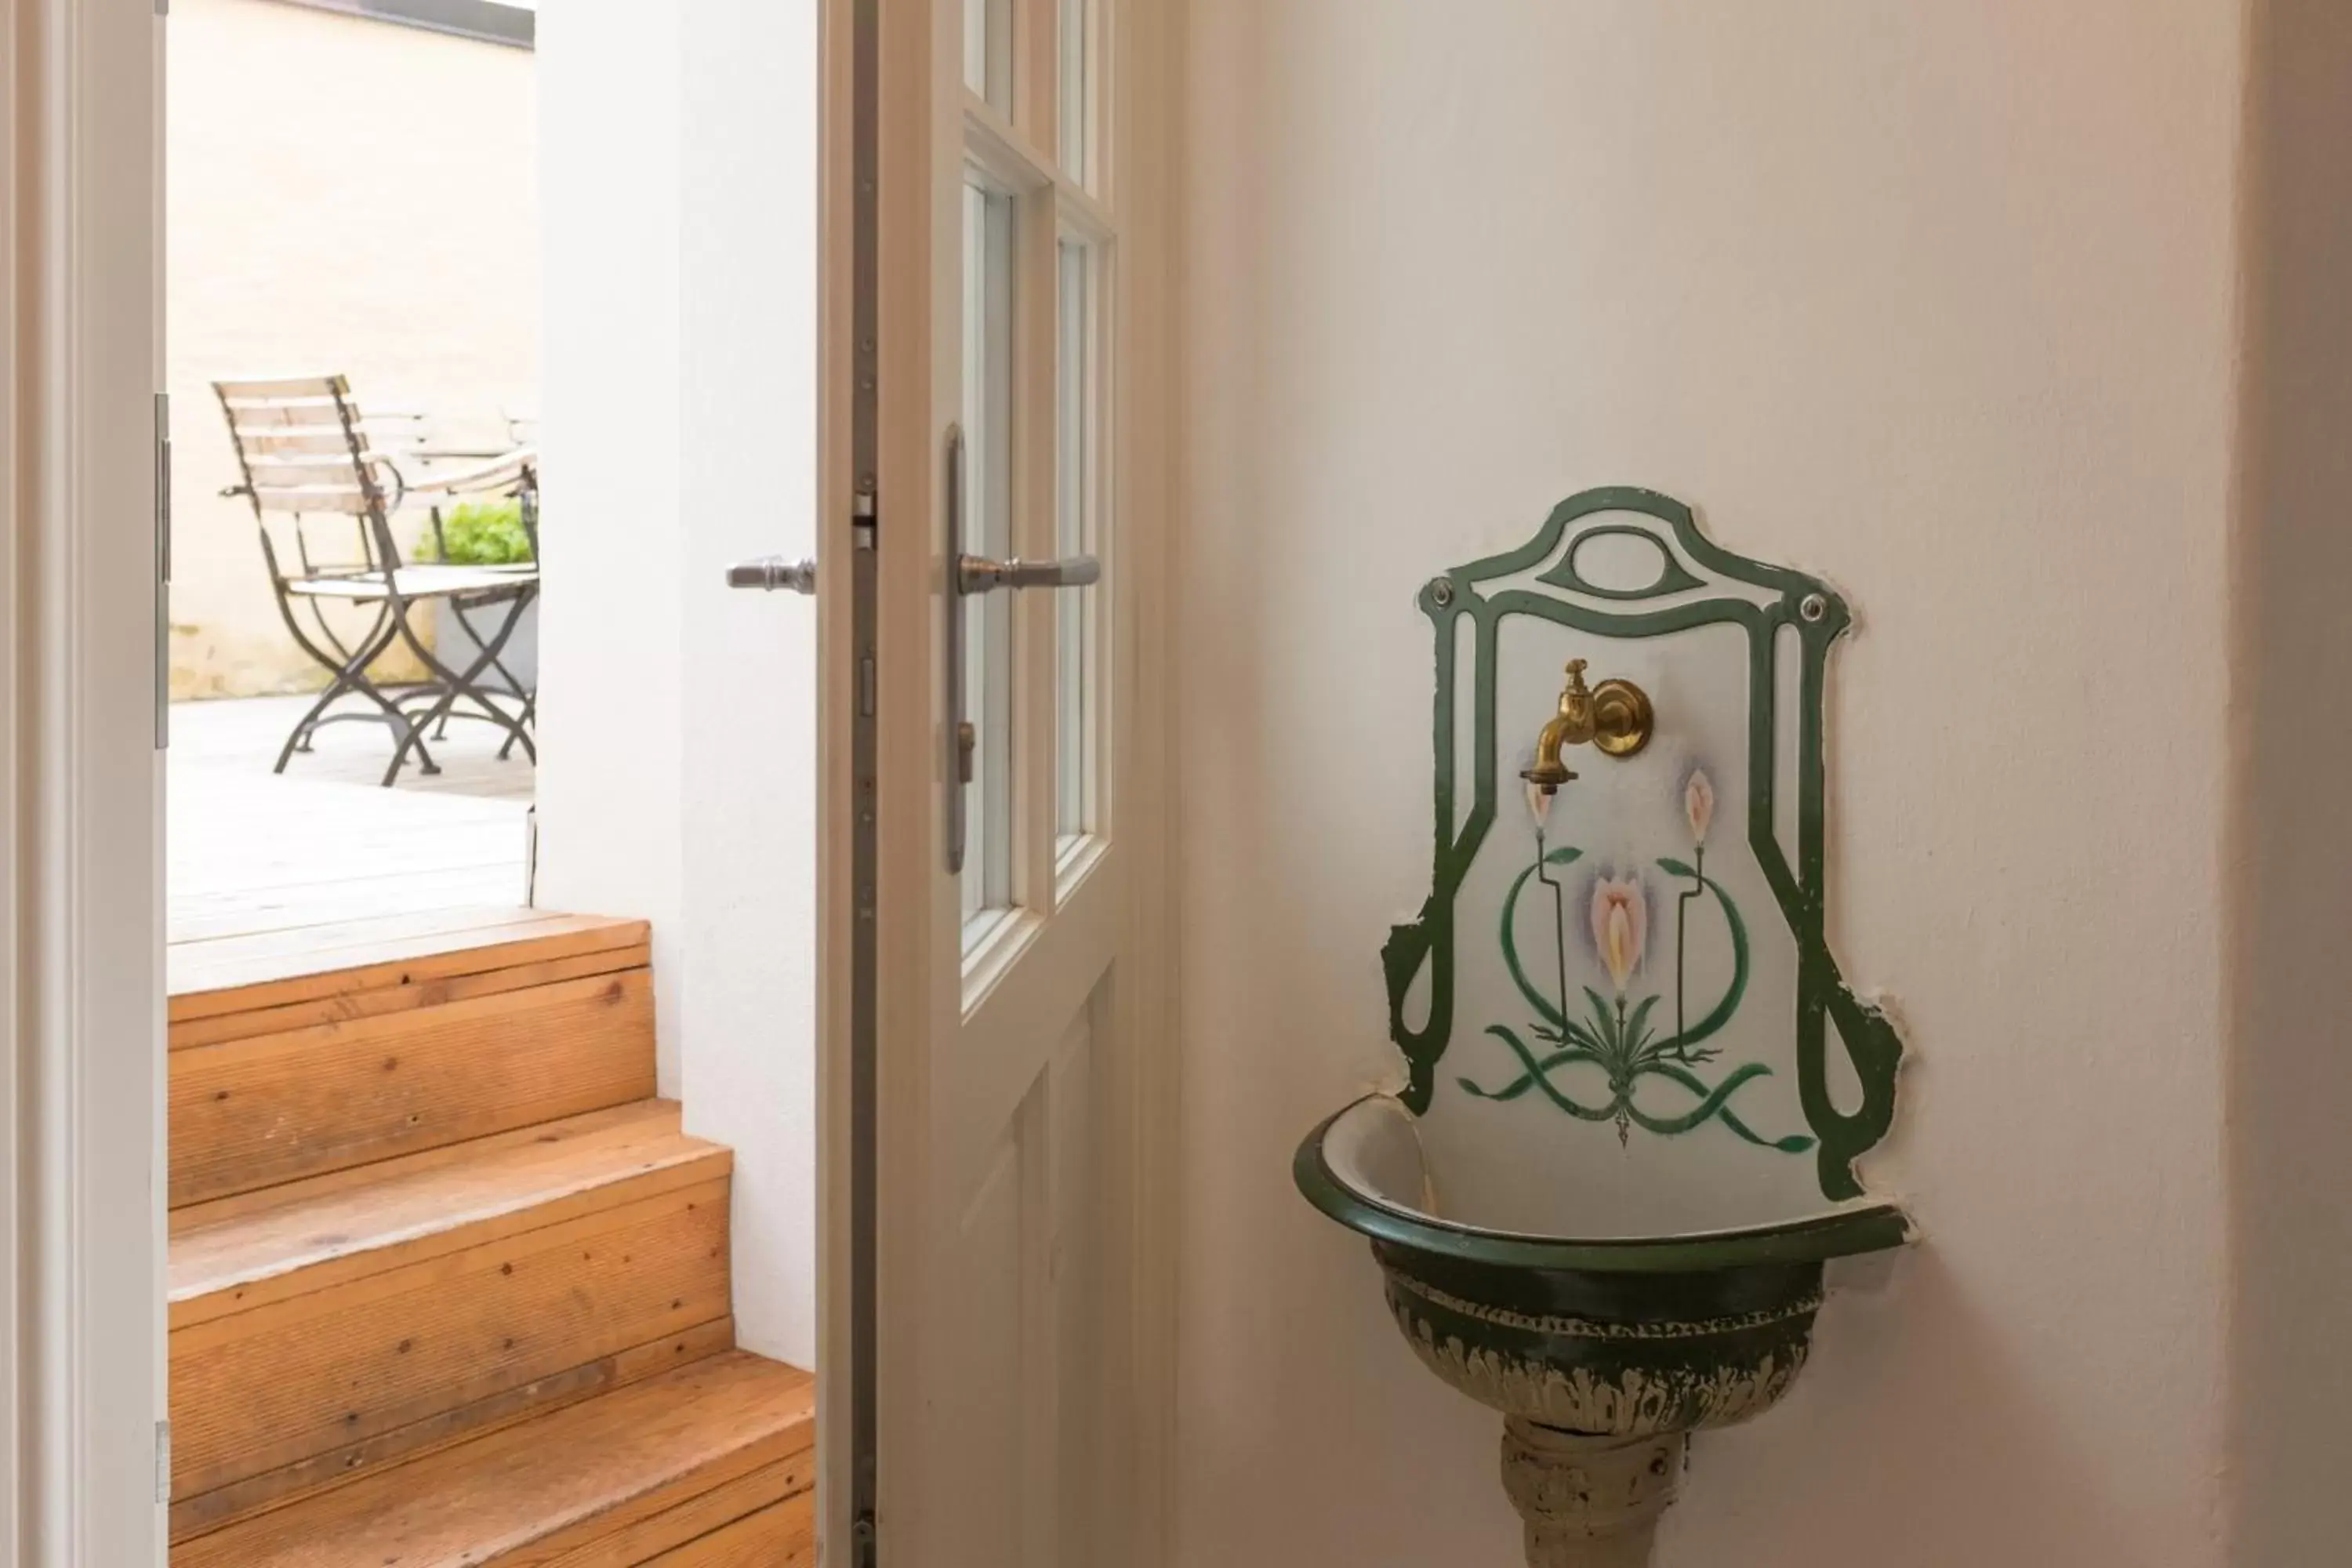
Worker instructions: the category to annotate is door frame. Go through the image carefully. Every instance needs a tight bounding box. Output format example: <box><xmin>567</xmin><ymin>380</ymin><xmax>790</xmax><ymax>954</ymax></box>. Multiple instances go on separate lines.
<box><xmin>0</xmin><ymin>0</ymin><xmax>1181</xmax><ymax>1558</ymax></box>
<box><xmin>816</xmin><ymin>0</ymin><xmax>1181</xmax><ymax>1560</ymax></box>
<box><xmin>2</xmin><ymin>1</ymin><xmax>170</xmax><ymax>1564</ymax></box>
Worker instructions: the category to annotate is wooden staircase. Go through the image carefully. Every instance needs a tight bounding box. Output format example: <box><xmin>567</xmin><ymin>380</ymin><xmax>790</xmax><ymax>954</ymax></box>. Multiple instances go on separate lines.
<box><xmin>165</xmin><ymin>911</ymin><xmax>814</xmax><ymax>1565</ymax></box>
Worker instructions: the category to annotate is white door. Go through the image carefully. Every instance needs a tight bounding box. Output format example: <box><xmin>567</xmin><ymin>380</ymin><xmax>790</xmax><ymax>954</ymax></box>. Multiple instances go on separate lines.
<box><xmin>818</xmin><ymin>0</ymin><xmax>1170</xmax><ymax>1563</ymax></box>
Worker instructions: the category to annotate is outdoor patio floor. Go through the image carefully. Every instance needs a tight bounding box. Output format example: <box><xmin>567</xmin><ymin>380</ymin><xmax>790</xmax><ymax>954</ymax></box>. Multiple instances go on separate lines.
<box><xmin>169</xmin><ymin>693</ymin><xmax>534</xmax><ymax>953</ymax></box>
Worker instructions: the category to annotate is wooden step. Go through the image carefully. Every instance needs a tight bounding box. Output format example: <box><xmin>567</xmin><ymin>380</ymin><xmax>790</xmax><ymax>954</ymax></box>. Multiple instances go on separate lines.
<box><xmin>639</xmin><ymin>1499</ymin><xmax>815</xmax><ymax>1566</ymax></box>
<box><xmin>173</xmin><ymin>1351</ymin><xmax>816</xmax><ymax>1568</ymax></box>
<box><xmin>169</xmin><ymin>909</ymin><xmax>650</xmax><ymax>1045</ymax></box>
<box><xmin>167</xmin><ymin>915</ymin><xmax>656</xmax><ymax>1208</ymax></box>
<box><xmin>169</xmin><ymin>1101</ymin><xmax>734</xmax><ymax>1541</ymax></box>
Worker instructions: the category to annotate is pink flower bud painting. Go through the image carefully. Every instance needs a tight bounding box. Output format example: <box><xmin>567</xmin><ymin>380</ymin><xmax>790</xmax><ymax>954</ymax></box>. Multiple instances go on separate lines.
<box><xmin>1588</xmin><ymin>873</ymin><xmax>1647</xmax><ymax>997</ymax></box>
<box><xmin>1685</xmin><ymin>768</ymin><xmax>1715</xmax><ymax>847</ymax></box>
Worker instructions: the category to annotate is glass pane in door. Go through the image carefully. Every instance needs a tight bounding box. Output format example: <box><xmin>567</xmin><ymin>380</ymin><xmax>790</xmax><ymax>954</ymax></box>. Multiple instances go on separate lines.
<box><xmin>1058</xmin><ymin>0</ymin><xmax>1091</xmax><ymax>186</ymax></box>
<box><xmin>964</xmin><ymin>0</ymin><xmax>1014</xmax><ymax>114</ymax></box>
<box><xmin>963</xmin><ymin>182</ymin><xmax>1017</xmax><ymax>946</ymax></box>
<box><xmin>1054</xmin><ymin>240</ymin><xmax>1096</xmax><ymax>848</ymax></box>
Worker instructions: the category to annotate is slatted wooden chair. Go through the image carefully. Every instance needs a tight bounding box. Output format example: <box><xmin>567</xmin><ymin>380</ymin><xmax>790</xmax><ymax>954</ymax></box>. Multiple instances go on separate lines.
<box><xmin>213</xmin><ymin>374</ymin><xmax>540</xmax><ymax>786</ymax></box>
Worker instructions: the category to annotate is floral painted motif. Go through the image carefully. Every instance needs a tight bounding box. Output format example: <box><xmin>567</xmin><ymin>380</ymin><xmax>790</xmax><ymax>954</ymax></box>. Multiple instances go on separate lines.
<box><xmin>1459</xmin><ymin>760</ymin><xmax>1811</xmax><ymax>1152</ymax></box>
<box><xmin>1588</xmin><ymin>875</ymin><xmax>1646</xmax><ymax>996</ymax></box>
<box><xmin>1675</xmin><ymin>768</ymin><xmax>1714</xmax><ymax>1041</ymax></box>
<box><xmin>1683</xmin><ymin>768</ymin><xmax>1715</xmax><ymax>847</ymax></box>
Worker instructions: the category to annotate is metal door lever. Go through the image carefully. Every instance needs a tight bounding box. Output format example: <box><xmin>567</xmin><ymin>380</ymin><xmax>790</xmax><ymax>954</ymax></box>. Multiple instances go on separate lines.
<box><xmin>726</xmin><ymin>556</ymin><xmax>818</xmax><ymax>594</ymax></box>
<box><xmin>942</xmin><ymin>420</ymin><xmax>1102</xmax><ymax>874</ymax></box>
<box><xmin>956</xmin><ymin>554</ymin><xmax>1100</xmax><ymax>593</ymax></box>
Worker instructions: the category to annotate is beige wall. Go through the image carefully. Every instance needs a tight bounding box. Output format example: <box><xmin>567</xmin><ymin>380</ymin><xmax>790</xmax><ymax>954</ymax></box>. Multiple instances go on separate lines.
<box><xmin>2228</xmin><ymin>5</ymin><xmax>2352</xmax><ymax>1565</ymax></box>
<box><xmin>167</xmin><ymin>0</ymin><xmax>539</xmax><ymax>697</ymax></box>
<box><xmin>1176</xmin><ymin>3</ymin><xmax>2252</xmax><ymax>1563</ymax></box>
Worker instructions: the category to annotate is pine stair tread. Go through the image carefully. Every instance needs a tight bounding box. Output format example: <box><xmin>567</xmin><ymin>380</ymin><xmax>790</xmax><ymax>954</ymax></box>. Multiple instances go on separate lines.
<box><xmin>172</xmin><ymin>1350</ymin><xmax>816</xmax><ymax>1568</ymax></box>
<box><xmin>169</xmin><ymin>907</ymin><xmax>648</xmax><ymax>1020</ymax></box>
<box><xmin>170</xmin><ymin>1099</ymin><xmax>723</xmax><ymax>1322</ymax></box>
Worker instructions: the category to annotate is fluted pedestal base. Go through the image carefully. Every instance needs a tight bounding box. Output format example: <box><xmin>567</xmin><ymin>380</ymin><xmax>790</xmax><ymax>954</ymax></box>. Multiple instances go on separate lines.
<box><xmin>1498</xmin><ymin>1420</ymin><xmax>1685</xmax><ymax>1568</ymax></box>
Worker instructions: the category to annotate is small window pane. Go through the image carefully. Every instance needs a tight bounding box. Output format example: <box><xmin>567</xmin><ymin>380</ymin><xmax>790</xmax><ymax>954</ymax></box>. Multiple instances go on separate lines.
<box><xmin>964</xmin><ymin>0</ymin><xmax>1013</xmax><ymax>114</ymax></box>
<box><xmin>1054</xmin><ymin>241</ymin><xmax>1096</xmax><ymax>847</ymax></box>
<box><xmin>1057</xmin><ymin>0</ymin><xmax>1091</xmax><ymax>185</ymax></box>
<box><xmin>964</xmin><ymin>183</ymin><xmax>1017</xmax><ymax>945</ymax></box>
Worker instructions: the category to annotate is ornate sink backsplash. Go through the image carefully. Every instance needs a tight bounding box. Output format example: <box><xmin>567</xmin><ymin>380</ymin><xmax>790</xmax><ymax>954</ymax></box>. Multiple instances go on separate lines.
<box><xmin>1382</xmin><ymin>487</ymin><xmax>1904</xmax><ymax>1241</ymax></box>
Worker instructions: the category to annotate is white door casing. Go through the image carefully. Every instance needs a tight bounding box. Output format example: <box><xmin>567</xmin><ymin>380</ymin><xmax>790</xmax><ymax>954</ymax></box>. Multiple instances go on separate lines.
<box><xmin>2</xmin><ymin>1</ymin><xmax>170</xmax><ymax>1563</ymax></box>
<box><xmin>818</xmin><ymin>0</ymin><xmax>1178</xmax><ymax>1561</ymax></box>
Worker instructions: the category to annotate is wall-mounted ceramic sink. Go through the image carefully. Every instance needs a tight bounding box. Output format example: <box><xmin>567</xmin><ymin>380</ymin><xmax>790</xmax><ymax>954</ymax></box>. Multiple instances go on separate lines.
<box><xmin>1298</xmin><ymin>1094</ymin><xmax>1905</xmax><ymax>1563</ymax></box>
<box><xmin>1295</xmin><ymin>490</ymin><xmax>1911</xmax><ymax>1566</ymax></box>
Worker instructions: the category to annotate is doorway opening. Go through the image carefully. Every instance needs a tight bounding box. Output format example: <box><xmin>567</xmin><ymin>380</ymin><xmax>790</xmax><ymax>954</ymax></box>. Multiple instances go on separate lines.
<box><xmin>165</xmin><ymin>0</ymin><xmax>539</xmax><ymax>954</ymax></box>
<box><xmin>159</xmin><ymin>2</ymin><xmax>822</xmax><ymax>1561</ymax></box>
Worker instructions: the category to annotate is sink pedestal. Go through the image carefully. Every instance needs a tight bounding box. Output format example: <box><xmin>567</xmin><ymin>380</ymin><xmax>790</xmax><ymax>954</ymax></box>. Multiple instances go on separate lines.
<box><xmin>1501</xmin><ymin>1421</ymin><xmax>1683</xmax><ymax>1568</ymax></box>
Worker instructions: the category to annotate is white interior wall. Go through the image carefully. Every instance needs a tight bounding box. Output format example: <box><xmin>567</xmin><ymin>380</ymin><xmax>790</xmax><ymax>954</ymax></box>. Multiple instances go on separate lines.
<box><xmin>536</xmin><ymin>0</ymin><xmax>684</xmax><ymax>1077</ymax></box>
<box><xmin>675</xmin><ymin>0</ymin><xmax>820</xmax><ymax>1369</ymax></box>
<box><xmin>1174</xmin><ymin>5</ymin><xmax>2246</xmax><ymax>1564</ymax></box>
<box><xmin>538</xmin><ymin>0</ymin><xmax>817</xmax><ymax>1366</ymax></box>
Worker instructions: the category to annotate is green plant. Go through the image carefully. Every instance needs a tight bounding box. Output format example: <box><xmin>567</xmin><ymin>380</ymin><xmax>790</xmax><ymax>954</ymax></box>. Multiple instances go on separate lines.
<box><xmin>425</xmin><ymin>499</ymin><xmax>534</xmax><ymax>565</ymax></box>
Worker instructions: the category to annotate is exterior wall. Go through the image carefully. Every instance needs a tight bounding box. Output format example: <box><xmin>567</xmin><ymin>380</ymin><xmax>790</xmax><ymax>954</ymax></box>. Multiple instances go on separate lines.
<box><xmin>1174</xmin><ymin>5</ymin><xmax>2242</xmax><ymax>1565</ymax></box>
<box><xmin>167</xmin><ymin>0</ymin><xmax>538</xmax><ymax>697</ymax></box>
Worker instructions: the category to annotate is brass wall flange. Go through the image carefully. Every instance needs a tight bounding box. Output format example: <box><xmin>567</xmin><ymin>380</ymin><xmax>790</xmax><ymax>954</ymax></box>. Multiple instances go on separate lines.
<box><xmin>1588</xmin><ymin>678</ymin><xmax>1653</xmax><ymax>758</ymax></box>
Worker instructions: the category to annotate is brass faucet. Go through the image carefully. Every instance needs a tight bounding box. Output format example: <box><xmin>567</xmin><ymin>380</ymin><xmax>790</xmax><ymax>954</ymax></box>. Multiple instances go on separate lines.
<box><xmin>1519</xmin><ymin>659</ymin><xmax>1655</xmax><ymax>795</ymax></box>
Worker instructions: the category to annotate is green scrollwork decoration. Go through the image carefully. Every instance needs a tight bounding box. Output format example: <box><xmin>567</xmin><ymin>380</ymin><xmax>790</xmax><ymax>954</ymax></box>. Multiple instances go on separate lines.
<box><xmin>1383</xmin><ymin>487</ymin><xmax>1903</xmax><ymax>1202</ymax></box>
<box><xmin>1538</xmin><ymin>522</ymin><xmax>1708</xmax><ymax>601</ymax></box>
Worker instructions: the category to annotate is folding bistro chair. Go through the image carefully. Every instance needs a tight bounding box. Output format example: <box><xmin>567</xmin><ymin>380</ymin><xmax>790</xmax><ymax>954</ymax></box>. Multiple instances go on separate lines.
<box><xmin>213</xmin><ymin>374</ymin><xmax>540</xmax><ymax>786</ymax></box>
<box><xmin>405</xmin><ymin>423</ymin><xmax>541</xmax><ymax>757</ymax></box>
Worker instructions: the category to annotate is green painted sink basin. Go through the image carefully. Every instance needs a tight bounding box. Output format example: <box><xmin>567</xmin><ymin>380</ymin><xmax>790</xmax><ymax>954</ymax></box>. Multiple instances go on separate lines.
<box><xmin>1296</xmin><ymin>1094</ymin><xmax>1907</xmax><ymax>1437</ymax></box>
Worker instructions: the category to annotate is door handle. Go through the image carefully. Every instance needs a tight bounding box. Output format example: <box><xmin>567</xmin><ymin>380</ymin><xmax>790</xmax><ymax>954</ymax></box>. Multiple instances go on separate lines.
<box><xmin>956</xmin><ymin>554</ymin><xmax>1099</xmax><ymax>593</ymax></box>
<box><xmin>946</xmin><ymin>425</ymin><xmax>971</xmax><ymax>873</ymax></box>
<box><xmin>725</xmin><ymin>556</ymin><xmax>818</xmax><ymax>594</ymax></box>
<box><xmin>943</xmin><ymin>424</ymin><xmax>1099</xmax><ymax>874</ymax></box>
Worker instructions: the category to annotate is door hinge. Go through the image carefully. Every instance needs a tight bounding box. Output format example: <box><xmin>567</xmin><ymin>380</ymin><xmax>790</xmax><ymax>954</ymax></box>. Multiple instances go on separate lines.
<box><xmin>154</xmin><ymin>1420</ymin><xmax>172</xmax><ymax>1503</ymax></box>
<box><xmin>154</xmin><ymin>392</ymin><xmax>171</xmax><ymax>750</ymax></box>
